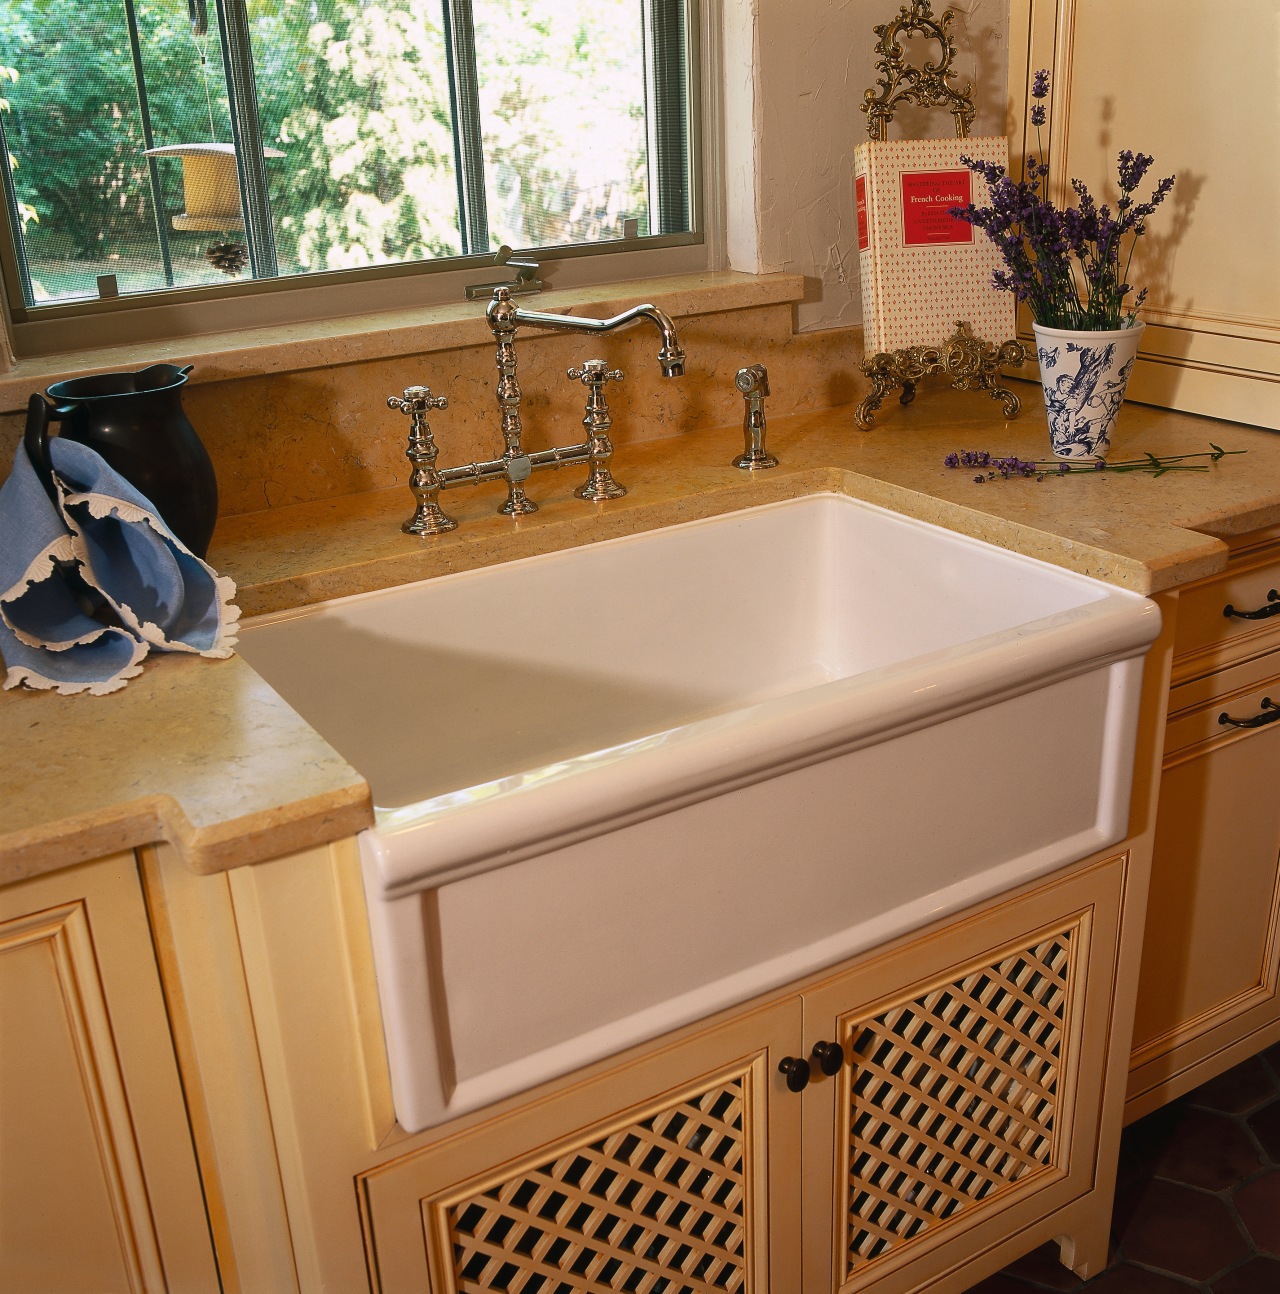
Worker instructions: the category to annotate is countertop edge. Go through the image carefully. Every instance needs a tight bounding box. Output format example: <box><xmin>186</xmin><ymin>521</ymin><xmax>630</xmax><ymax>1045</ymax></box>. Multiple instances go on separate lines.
<box><xmin>174</xmin><ymin>786</ymin><xmax>375</xmax><ymax>876</ymax></box>
<box><xmin>0</xmin><ymin>782</ymin><xmax>374</xmax><ymax>886</ymax></box>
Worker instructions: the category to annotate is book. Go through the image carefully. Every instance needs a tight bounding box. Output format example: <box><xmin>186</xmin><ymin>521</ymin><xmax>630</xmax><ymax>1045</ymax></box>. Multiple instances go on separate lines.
<box><xmin>854</xmin><ymin>135</ymin><xmax>1015</xmax><ymax>355</ymax></box>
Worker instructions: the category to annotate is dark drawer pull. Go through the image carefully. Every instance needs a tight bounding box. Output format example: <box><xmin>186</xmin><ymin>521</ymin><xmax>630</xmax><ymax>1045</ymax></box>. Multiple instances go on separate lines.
<box><xmin>1219</xmin><ymin>698</ymin><xmax>1280</xmax><ymax>729</ymax></box>
<box><xmin>1223</xmin><ymin>590</ymin><xmax>1280</xmax><ymax>620</ymax></box>
<box><xmin>811</xmin><ymin>1040</ymin><xmax>845</xmax><ymax>1076</ymax></box>
<box><xmin>778</xmin><ymin>1056</ymin><xmax>811</xmax><ymax>1092</ymax></box>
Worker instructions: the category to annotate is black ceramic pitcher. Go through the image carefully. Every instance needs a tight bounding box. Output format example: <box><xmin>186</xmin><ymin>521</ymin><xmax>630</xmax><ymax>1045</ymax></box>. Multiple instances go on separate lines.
<box><xmin>24</xmin><ymin>363</ymin><xmax>218</xmax><ymax>558</ymax></box>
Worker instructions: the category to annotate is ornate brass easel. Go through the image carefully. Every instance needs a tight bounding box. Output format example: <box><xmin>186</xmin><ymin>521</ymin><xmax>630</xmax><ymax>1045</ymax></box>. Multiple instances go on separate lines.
<box><xmin>853</xmin><ymin>0</ymin><xmax>1026</xmax><ymax>430</ymax></box>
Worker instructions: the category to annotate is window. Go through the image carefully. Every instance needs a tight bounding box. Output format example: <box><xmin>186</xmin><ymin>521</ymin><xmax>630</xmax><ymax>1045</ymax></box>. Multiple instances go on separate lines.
<box><xmin>0</xmin><ymin>0</ymin><xmax>698</xmax><ymax>348</ymax></box>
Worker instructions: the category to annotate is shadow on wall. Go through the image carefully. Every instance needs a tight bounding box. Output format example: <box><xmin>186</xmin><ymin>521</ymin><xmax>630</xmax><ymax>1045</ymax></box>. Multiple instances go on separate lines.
<box><xmin>1091</xmin><ymin>95</ymin><xmax>1206</xmax><ymax>325</ymax></box>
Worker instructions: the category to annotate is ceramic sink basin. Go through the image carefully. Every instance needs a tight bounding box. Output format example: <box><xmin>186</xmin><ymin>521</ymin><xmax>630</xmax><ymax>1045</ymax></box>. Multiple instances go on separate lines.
<box><xmin>237</xmin><ymin>492</ymin><xmax>1160</xmax><ymax>1132</ymax></box>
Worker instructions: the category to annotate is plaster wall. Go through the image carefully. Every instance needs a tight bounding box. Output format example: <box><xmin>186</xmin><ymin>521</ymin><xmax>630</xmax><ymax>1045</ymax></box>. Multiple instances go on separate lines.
<box><xmin>722</xmin><ymin>0</ymin><xmax>1011</xmax><ymax>332</ymax></box>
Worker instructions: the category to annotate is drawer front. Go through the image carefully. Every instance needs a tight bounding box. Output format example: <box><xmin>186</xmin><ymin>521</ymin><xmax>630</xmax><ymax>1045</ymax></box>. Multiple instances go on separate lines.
<box><xmin>1173</xmin><ymin>544</ymin><xmax>1280</xmax><ymax>679</ymax></box>
<box><xmin>1165</xmin><ymin>650</ymin><xmax>1280</xmax><ymax>760</ymax></box>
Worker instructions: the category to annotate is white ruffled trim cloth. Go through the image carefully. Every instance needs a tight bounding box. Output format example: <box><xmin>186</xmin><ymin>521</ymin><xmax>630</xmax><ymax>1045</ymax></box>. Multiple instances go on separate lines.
<box><xmin>0</xmin><ymin>437</ymin><xmax>238</xmax><ymax>695</ymax></box>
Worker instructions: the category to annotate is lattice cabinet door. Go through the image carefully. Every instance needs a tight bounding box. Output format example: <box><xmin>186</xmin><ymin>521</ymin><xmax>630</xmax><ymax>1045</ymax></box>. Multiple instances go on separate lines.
<box><xmin>358</xmin><ymin>998</ymin><xmax>803</xmax><ymax>1294</ymax></box>
<box><xmin>799</xmin><ymin>855</ymin><xmax>1126</xmax><ymax>1294</ymax></box>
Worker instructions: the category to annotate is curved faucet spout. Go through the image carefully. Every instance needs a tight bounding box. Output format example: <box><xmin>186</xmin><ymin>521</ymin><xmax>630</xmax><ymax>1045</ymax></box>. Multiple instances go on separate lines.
<box><xmin>478</xmin><ymin>287</ymin><xmax>686</xmax><ymax>516</ymax></box>
<box><xmin>504</xmin><ymin>299</ymin><xmax>687</xmax><ymax>378</ymax></box>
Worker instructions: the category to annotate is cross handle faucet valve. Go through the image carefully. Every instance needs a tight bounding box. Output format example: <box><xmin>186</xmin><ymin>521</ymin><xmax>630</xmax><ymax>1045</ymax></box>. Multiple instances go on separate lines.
<box><xmin>388</xmin><ymin>385</ymin><xmax>458</xmax><ymax>536</ymax></box>
<box><xmin>568</xmin><ymin>359</ymin><xmax>627</xmax><ymax>501</ymax></box>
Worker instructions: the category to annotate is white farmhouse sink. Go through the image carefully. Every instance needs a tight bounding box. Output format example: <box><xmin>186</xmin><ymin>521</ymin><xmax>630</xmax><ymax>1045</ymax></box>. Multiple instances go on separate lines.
<box><xmin>237</xmin><ymin>493</ymin><xmax>1160</xmax><ymax>1132</ymax></box>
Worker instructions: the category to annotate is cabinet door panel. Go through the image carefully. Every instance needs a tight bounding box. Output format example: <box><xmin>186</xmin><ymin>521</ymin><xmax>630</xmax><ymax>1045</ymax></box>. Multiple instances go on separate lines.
<box><xmin>0</xmin><ymin>855</ymin><xmax>218</xmax><ymax>1294</ymax></box>
<box><xmin>359</xmin><ymin>1001</ymin><xmax>802</xmax><ymax>1294</ymax></box>
<box><xmin>1133</xmin><ymin>714</ymin><xmax>1280</xmax><ymax>1057</ymax></box>
<box><xmin>802</xmin><ymin>858</ymin><xmax>1124</xmax><ymax>1294</ymax></box>
<box><xmin>0</xmin><ymin>904</ymin><xmax>139</xmax><ymax>1293</ymax></box>
<box><xmin>1017</xmin><ymin>0</ymin><xmax>1280</xmax><ymax>426</ymax></box>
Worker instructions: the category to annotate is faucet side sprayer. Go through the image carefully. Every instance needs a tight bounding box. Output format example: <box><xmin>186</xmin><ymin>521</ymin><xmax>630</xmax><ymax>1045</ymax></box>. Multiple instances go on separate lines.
<box><xmin>732</xmin><ymin>363</ymin><xmax>778</xmax><ymax>470</ymax></box>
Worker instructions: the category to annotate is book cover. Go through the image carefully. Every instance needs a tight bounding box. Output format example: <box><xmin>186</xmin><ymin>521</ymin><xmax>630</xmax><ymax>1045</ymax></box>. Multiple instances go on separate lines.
<box><xmin>854</xmin><ymin>135</ymin><xmax>1015</xmax><ymax>355</ymax></box>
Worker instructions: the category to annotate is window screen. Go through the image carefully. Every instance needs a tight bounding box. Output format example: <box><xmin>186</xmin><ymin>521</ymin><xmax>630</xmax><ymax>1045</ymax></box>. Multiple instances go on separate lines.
<box><xmin>0</xmin><ymin>0</ymin><xmax>692</xmax><ymax>309</ymax></box>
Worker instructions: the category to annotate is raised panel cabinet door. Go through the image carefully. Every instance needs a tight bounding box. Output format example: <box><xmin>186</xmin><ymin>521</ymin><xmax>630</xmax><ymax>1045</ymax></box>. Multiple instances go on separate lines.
<box><xmin>0</xmin><ymin>854</ymin><xmax>219</xmax><ymax>1294</ymax></box>
<box><xmin>801</xmin><ymin>856</ymin><xmax>1125</xmax><ymax>1294</ymax></box>
<box><xmin>1015</xmin><ymin>0</ymin><xmax>1280</xmax><ymax>426</ymax></box>
<box><xmin>1132</xmin><ymin>669</ymin><xmax>1280</xmax><ymax>1069</ymax></box>
<box><xmin>357</xmin><ymin>998</ymin><xmax>803</xmax><ymax>1294</ymax></box>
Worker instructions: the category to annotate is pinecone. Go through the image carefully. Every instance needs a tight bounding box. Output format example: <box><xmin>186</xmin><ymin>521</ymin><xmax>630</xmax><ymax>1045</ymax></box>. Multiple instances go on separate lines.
<box><xmin>206</xmin><ymin>241</ymin><xmax>249</xmax><ymax>276</ymax></box>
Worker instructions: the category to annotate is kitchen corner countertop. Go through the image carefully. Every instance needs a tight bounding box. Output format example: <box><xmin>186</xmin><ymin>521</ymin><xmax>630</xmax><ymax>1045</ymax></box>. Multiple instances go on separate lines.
<box><xmin>4</xmin><ymin>383</ymin><xmax>1278</xmax><ymax>882</ymax></box>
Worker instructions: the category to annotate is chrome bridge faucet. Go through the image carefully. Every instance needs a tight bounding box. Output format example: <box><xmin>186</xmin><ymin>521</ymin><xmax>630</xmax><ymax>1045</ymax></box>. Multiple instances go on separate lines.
<box><xmin>387</xmin><ymin>283</ymin><xmax>686</xmax><ymax>535</ymax></box>
<box><xmin>485</xmin><ymin>285</ymin><xmax>686</xmax><ymax>515</ymax></box>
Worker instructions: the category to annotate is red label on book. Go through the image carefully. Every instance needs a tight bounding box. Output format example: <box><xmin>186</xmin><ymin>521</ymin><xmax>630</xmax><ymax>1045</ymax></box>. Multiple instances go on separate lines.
<box><xmin>855</xmin><ymin>174</ymin><xmax>869</xmax><ymax>251</ymax></box>
<box><xmin>900</xmin><ymin>169</ymin><xmax>972</xmax><ymax>246</ymax></box>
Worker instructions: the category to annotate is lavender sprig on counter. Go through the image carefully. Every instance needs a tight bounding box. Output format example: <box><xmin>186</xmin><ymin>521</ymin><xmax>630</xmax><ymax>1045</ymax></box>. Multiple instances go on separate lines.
<box><xmin>944</xmin><ymin>444</ymin><xmax>1245</xmax><ymax>482</ymax></box>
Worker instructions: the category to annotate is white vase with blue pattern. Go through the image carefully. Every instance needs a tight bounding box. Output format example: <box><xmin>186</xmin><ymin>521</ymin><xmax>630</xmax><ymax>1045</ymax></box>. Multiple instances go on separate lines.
<box><xmin>1032</xmin><ymin>321</ymin><xmax>1145</xmax><ymax>460</ymax></box>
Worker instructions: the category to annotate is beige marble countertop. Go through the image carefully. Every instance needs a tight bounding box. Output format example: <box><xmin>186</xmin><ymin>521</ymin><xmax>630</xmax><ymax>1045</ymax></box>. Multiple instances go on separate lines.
<box><xmin>0</xmin><ymin>651</ymin><xmax>371</xmax><ymax>883</ymax></box>
<box><xmin>4</xmin><ymin>382</ymin><xmax>1277</xmax><ymax>882</ymax></box>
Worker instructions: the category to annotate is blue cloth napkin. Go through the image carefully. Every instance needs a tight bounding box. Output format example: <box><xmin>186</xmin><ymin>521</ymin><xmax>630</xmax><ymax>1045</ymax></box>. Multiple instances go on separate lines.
<box><xmin>0</xmin><ymin>436</ymin><xmax>238</xmax><ymax>694</ymax></box>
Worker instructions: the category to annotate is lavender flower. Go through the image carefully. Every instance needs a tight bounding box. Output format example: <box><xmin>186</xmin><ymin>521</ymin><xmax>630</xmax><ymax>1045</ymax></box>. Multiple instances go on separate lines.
<box><xmin>943</xmin><ymin>445</ymin><xmax>1246</xmax><ymax>479</ymax></box>
<box><xmin>946</xmin><ymin>69</ymin><xmax>1175</xmax><ymax>330</ymax></box>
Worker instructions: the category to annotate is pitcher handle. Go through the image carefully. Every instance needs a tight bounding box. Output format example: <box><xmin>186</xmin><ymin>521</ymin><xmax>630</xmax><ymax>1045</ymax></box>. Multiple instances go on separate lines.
<box><xmin>23</xmin><ymin>393</ymin><xmax>63</xmax><ymax>506</ymax></box>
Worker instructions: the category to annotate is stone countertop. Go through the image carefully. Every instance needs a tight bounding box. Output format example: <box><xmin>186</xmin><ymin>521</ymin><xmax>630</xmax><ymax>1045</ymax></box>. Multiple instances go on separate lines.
<box><xmin>4</xmin><ymin>383</ymin><xmax>1277</xmax><ymax>882</ymax></box>
<box><xmin>0</xmin><ymin>650</ymin><xmax>371</xmax><ymax>883</ymax></box>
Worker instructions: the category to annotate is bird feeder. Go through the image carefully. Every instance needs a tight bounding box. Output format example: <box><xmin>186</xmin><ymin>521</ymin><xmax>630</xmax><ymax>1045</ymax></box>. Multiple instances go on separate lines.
<box><xmin>142</xmin><ymin>142</ymin><xmax>284</xmax><ymax>231</ymax></box>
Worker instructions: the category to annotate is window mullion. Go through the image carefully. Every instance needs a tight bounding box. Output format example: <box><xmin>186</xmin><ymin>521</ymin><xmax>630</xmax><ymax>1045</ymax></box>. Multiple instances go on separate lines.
<box><xmin>214</xmin><ymin>0</ymin><xmax>278</xmax><ymax>278</ymax></box>
<box><xmin>122</xmin><ymin>0</ymin><xmax>175</xmax><ymax>288</ymax></box>
<box><xmin>643</xmin><ymin>0</ymin><xmax>691</xmax><ymax>236</ymax></box>
<box><xmin>440</xmin><ymin>0</ymin><xmax>490</xmax><ymax>256</ymax></box>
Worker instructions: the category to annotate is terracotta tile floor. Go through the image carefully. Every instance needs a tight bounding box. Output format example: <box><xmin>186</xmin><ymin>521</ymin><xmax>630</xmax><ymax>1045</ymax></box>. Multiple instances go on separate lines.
<box><xmin>966</xmin><ymin>1042</ymin><xmax>1280</xmax><ymax>1293</ymax></box>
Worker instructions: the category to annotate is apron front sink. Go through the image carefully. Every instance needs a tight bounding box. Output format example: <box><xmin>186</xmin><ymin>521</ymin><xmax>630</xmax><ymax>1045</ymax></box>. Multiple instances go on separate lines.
<box><xmin>237</xmin><ymin>493</ymin><xmax>1160</xmax><ymax>1132</ymax></box>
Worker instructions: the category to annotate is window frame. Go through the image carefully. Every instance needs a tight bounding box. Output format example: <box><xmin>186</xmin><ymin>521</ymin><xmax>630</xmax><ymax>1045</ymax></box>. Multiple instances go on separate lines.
<box><xmin>0</xmin><ymin>0</ymin><xmax>722</xmax><ymax>358</ymax></box>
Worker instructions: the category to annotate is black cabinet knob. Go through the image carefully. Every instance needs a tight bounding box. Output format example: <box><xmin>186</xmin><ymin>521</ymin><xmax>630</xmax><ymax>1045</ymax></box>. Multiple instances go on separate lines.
<box><xmin>811</xmin><ymin>1040</ymin><xmax>845</xmax><ymax>1076</ymax></box>
<box><xmin>778</xmin><ymin>1056</ymin><xmax>811</xmax><ymax>1092</ymax></box>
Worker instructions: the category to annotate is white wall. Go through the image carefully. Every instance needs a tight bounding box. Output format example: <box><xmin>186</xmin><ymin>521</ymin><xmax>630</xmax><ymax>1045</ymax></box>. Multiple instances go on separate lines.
<box><xmin>722</xmin><ymin>0</ymin><xmax>1011</xmax><ymax>332</ymax></box>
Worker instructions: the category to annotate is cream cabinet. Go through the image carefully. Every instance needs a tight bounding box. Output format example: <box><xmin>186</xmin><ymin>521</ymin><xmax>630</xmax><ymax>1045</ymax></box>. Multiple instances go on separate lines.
<box><xmin>0</xmin><ymin>852</ymin><xmax>219</xmax><ymax>1294</ymax></box>
<box><xmin>1128</xmin><ymin>529</ymin><xmax>1280</xmax><ymax>1117</ymax></box>
<box><xmin>1013</xmin><ymin>0</ymin><xmax>1280</xmax><ymax>427</ymax></box>
<box><xmin>0</xmin><ymin>822</ymin><xmax>1145</xmax><ymax>1294</ymax></box>
<box><xmin>355</xmin><ymin>855</ymin><xmax>1125</xmax><ymax>1294</ymax></box>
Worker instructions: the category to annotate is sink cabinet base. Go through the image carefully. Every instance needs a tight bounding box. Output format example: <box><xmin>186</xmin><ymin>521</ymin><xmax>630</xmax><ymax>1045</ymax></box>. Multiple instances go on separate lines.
<box><xmin>360</xmin><ymin>855</ymin><xmax>1125</xmax><ymax>1294</ymax></box>
<box><xmin>145</xmin><ymin>834</ymin><xmax>1146</xmax><ymax>1294</ymax></box>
